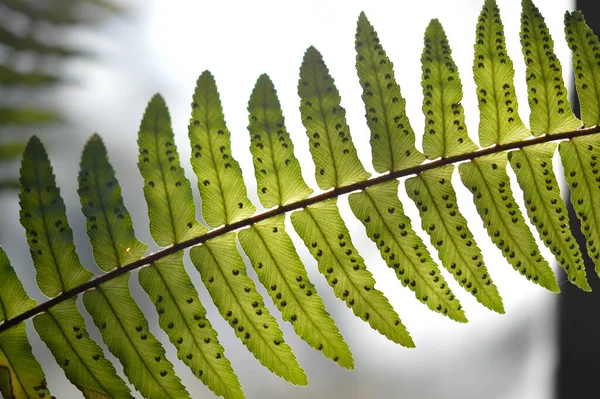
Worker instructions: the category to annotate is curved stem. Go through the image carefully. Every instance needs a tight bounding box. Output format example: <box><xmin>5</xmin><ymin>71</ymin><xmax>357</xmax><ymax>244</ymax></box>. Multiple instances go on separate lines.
<box><xmin>1</xmin><ymin>126</ymin><xmax>599</xmax><ymax>334</ymax></box>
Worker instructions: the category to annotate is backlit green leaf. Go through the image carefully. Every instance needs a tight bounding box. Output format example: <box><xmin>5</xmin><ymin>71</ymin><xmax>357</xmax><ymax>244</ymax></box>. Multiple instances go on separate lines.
<box><xmin>559</xmin><ymin>136</ymin><xmax>600</xmax><ymax>275</ymax></box>
<box><xmin>84</xmin><ymin>275</ymin><xmax>190</xmax><ymax>399</ymax></box>
<box><xmin>355</xmin><ymin>12</ymin><xmax>425</xmax><ymax>172</ymax></box>
<box><xmin>520</xmin><ymin>0</ymin><xmax>580</xmax><ymax>135</ymax></box>
<box><xmin>564</xmin><ymin>11</ymin><xmax>600</xmax><ymax>127</ymax></box>
<box><xmin>349</xmin><ymin>181</ymin><xmax>466</xmax><ymax>321</ymax></box>
<box><xmin>298</xmin><ymin>46</ymin><xmax>371</xmax><ymax>189</ymax></box>
<box><xmin>509</xmin><ymin>144</ymin><xmax>588</xmax><ymax>290</ymax></box>
<box><xmin>79</xmin><ymin>134</ymin><xmax>147</xmax><ymax>271</ymax></box>
<box><xmin>291</xmin><ymin>199</ymin><xmax>414</xmax><ymax>347</ymax></box>
<box><xmin>19</xmin><ymin>136</ymin><xmax>93</xmax><ymax>297</ymax></box>
<box><xmin>138</xmin><ymin>94</ymin><xmax>207</xmax><ymax>245</ymax></box>
<box><xmin>139</xmin><ymin>252</ymin><xmax>243</xmax><ymax>399</ymax></box>
<box><xmin>0</xmin><ymin>248</ymin><xmax>50</xmax><ymax>399</ymax></box>
<box><xmin>473</xmin><ymin>0</ymin><xmax>530</xmax><ymax>146</ymax></box>
<box><xmin>248</xmin><ymin>74</ymin><xmax>313</xmax><ymax>208</ymax></box>
<box><xmin>239</xmin><ymin>216</ymin><xmax>353</xmax><ymax>368</ymax></box>
<box><xmin>407</xmin><ymin>166</ymin><xmax>504</xmax><ymax>312</ymax></box>
<box><xmin>459</xmin><ymin>154</ymin><xmax>559</xmax><ymax>293</ymax></box>
<box><xmin>189</xmin><ymin>71</ymin><xmax>256</xmax><ymax>227</ymax></box>
<box><xmin>421</xmin><ymin>19</ymin><xmax>478</xmax><ymax>159</ymax></box>
<box><xmin>190</xmin><ymin>234</ymin><xmax>307</xmax><ymax>385</ymax></box>
<box><xmin>33</xmin><ymin>298</ymin><xmax>130</xmax><ymax>399</ymax></box>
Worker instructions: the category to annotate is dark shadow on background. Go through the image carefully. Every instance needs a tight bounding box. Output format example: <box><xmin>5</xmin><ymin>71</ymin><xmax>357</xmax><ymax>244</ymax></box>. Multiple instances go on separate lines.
<box><xmin>557</xmin><ymin>0</ymin><xmax>600</xmax><ymax>397</ymax></box>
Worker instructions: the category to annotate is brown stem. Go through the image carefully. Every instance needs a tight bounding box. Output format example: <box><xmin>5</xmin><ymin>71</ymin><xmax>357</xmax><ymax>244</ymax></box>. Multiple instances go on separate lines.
<box><xmin>1</xmin><ymin>126</ymin><xmax>599</xmax><ymax>333</ymax></box>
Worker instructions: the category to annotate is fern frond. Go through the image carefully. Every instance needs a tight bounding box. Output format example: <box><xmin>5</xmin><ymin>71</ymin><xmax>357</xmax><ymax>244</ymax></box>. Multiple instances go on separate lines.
<box><xmin>239</xmin><ymin>215</ymin><xmax>353</xmax><ymax>368</ymax></box>
<box><xmin>190</xmin><ymin>234</ymin><xmax>307</xmax><ymax>385</ymax></box>
<box><xmin>189</xmin><ymin>72</ymin><xmax>256</xmax><ymax>227</ymax></box>
<box><xmin>292</xmin><ymin>199</ymin><xmax>414</xmax><ymax>346</ymax></box>
<box><xmin>509</xmin><ymin>144</ymin><xmax>588</xmax><ymax>289</ymax></box>
<box><xmin>299</xmin><ymin>46</ymin><xmax>371</xmax><ymax>189</ymax></box>
<box><xmin>0</xmin><ymin>248</ymin><xmax>50</xmax><ymax>399</ymax></box>
<box><xmin>355</xmin><ymin>12</ymin><xmax>425</xmax><ymax>172</ymax></box>
<box><xmin>521</xmin><ymin>0</ymin><xmax>580</xmax><ymax>135</ymax></box>
<box><xmin>407</xmin><ymin>166</ymin><xmax>504</xmax><ymax>312</ymax></box>
<box><xmin>248</xmin><ymin>74</ymin><xmax>313</xmax><ymax>208</ymax></box>
<box><xmin>349</xmin><ymin>181</ymin><xmax>466</xmax><ymax>321</ymax></box>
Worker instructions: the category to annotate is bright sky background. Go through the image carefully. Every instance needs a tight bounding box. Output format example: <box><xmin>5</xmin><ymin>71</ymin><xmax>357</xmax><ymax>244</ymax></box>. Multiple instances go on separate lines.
<box><xmin>0</xmin><ymin>0</ymin><xmax>576</xmax><ymax>397</ymax></box>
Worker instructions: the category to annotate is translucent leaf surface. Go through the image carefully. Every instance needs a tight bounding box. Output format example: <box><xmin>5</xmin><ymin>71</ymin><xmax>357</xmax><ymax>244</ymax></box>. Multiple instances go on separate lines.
<box><xmin>0</xmin><ymin>248</ymin><xmax>50</xmax><ymax>399</ymax></box>
<box><xmin>33</xmin><ymin>298</ymin><xmax>130</xmax><ymax>399</ymax></box>
<box><xmin>298</xmin><ymin>46</ymin><xmax>371</xmax><ymax>189</ymax></box>
<box><xmin>84</xmin><ymin>274</ymin><xmax>190</xmax><ymax>399</ymax></box>
<box><xmin>349</xmin><ymin>181</ymin><xmax>466</xmax><ymax>321</ymax></box>
<box><xmin>138</xmin><ymin>95</ymin><xmax>207</xmax><ymax>245</ymax></box>
<box><xmin>407</xmin><ymin>166</ymin><xmax>505</xmax><ymax>312</ymax></box>
<box><xmin>565</xmin><ymin>11</ymin><xmax>600</xmax><ymax>127</ymax></box>
<box><xmin>509</xmin><ymin>144</ymin><xmax>588</xmax><ymax>290</ymax></box>
<box><xmin>559</xmin><ymin>136</ymin><xmax>600</xmax><ymax>274</ymax></box>
<box><xmin>189</xmin><ymin>71</ymin><xmax>256</xmax><ymax>227</ymax></box>
<box><xmin>248</xmin><ymin>74</ymin><xmax>313</xmax><ymax>208</ymax></box>
<box><xmin>520</xmin><ymin>0</ymin><xmax>580</xmax><ymax>135</ymax></box>
<box><xmin>473</xmin><ymin>0</ymin><xmax>530</xmax><ymax>146</ymax></box>
<box><xmin>190</xmin><ymin>235</ymin><xmax>307</xmax><ymax>385</ymax></box>
<box><xmin>459</xmin><ymin>154</ymin><xmax>560</xmax><ymax>292</ymax></box>
<box><xmin>19</xmin><ymin>136</ymin><xmax>93</xmax><ymax>297</ymax></box>
<box><xmin>139</xmin><ymin>252</ymin><xmax>243</xmax><ymax>399</ymax></box>
<box><xmin>79</xmin><ymin>134</ymin><xmax>147</xmax><ymax>271</ymax></box>
<box><xmin>291</xmin><ymin>199</ymin><xmax>414</xmax><ymax>346</ymax></box>
<box><xmin>421</xmin><ymin>19</ymin><xmax>478</xmax><ymax>159</ymax></box>
<box><xmin>355</xmin><ymin>12</ymin><xmax>425</xmax><ymax>172</ymax></box>
<box><xmin>239</xmin><ymin>215</ymin><xmax>353</xmax><ymax>368</ymax></box>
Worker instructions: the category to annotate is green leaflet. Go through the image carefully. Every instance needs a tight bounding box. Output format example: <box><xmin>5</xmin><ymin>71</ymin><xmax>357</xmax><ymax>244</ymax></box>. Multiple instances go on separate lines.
<box><xmin>291</xmin><ymin>199</ymin><xmax>414</xmax><ymax>347</ymax></box>
<box><xmin>79</xmin><ymin>134</ymin><xmax>192</xmax><ymax>398</ymax></box>
<box><xmin>248</xmin><ymin>74</ymin><xmax>313</xmax><ymax>208</ymax></box>
<box><xmin>138</xmin><ymin>95</ymin><xmax>207</xmax><ymax>245</ymax></box>
<box><xmin>190</xmin><ymin>234</ymin><xmax>307</xmax><ymax>385</ymax></box>
<box><xmin>520</xmin><ymin>0</ymin><xmax>580</xmax><ymax>135</ymax></box>
<box><xmin>459</xmin><ymin>155</ymin><xmax>559</xmax><ymax>293</ymax></box>
<box><xmin>355</xmin><ymin>12</ymin><xmax>425</xmax><ymax>172</ymax></box>
<box><xmin>19</xmin><ymin>136</ymin><xmax>93</xmax><ymax>297</ymax></box>
<box><xmin>83</xmin><ymin>275</ymin><xmax>190</xmax><ymax>399</ymax></box>
<box><xmin>0</xmin><ymin>248</ymin><xmax>50</xmax><ymax>399</ymax></box>
<box><xmin>565</xmin><ymin>11</ymin><xmax>600</xmax><ymax>127</ymax></box>
<box><xmin>348</xmin><ymin>181</ymin><xmax>466</xmax><ymax>322</ymax></box>
<box><xmin>298</xmin><ymin>46</ymin><xmax>371</xmax><ymax>189</ymax></box>
<box><xmin>473</xmin><ymin>0</ymin><xmax>530</xmax><ymax>147</ymax></box>
<box><xmin>189</xmin><ymin>71</ymin><xmax>256</xmax><ymax>227</ymax></box>
<box><xmin>509</xmin><ymin>144</ymin><xmax>588</xmax><ymax>290</ymax></box>
<box><xmin>79</xmin><ymin>134</ymin><xmax>147</xmax><ymax>271</ymax></box>
<box><xmin>421</xmin><ymin>20</ymin><xmax>478</xmax><ymax>159</ymax></box>
<box><xmin>138</xmin><ymin>96</ymin><xmax>241</xmax><ymax>398</ymax></box>
<box><xmin>238</xmin><ymin>216</ymin><xmax>353</xmax><ymax>368</ymax></box>
<box><xmin>559</xmin><ymin>136</ymin><xmax>600</xmax><ymax>275</ymax></box>
<box><xmin>33</xmin><ymin>298</ymin><xmax>130</xmax><ymax>399</ymax></box>
<box><xmin>139</xmin><ymin>252</ymin><xmax>243</xmax><ymax>399</ymax></box>
<box><xmin>406</xmin><ymin>166</ymin><xmax>504</xmax><ymax>312</ymax></box>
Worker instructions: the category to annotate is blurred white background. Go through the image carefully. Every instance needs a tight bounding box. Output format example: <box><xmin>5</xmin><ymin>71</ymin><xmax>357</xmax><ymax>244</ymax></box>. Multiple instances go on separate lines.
<box><xmin>0</xmin><ymin>0</ymin><xmax>575</xmax><ymax>398</ymax></box>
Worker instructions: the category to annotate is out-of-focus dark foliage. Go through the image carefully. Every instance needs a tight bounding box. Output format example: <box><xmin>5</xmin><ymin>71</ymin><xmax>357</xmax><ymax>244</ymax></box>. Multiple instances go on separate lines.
<box><xmin>0</xmin><ymin>0</ymin><xmax>122</xmax><ymax>191</ymax></box>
